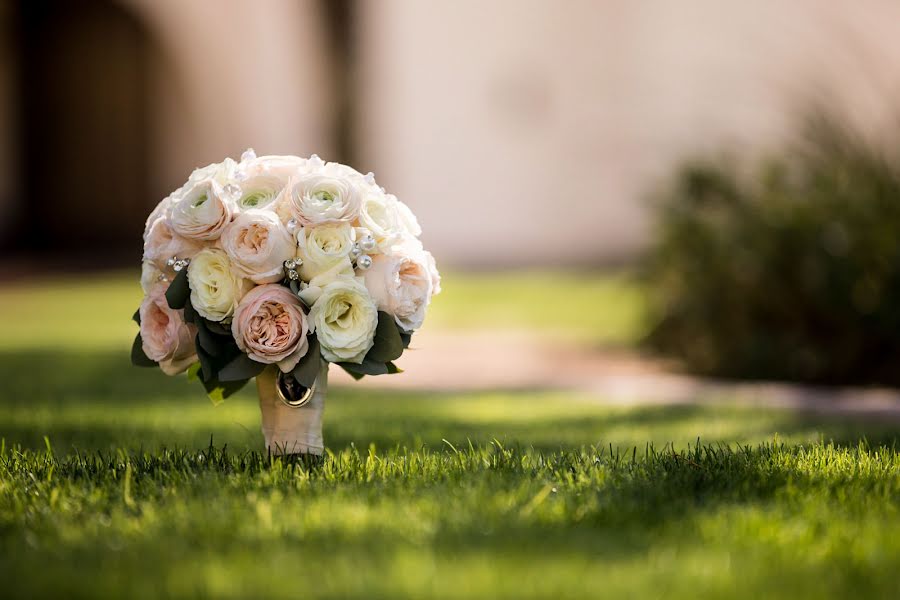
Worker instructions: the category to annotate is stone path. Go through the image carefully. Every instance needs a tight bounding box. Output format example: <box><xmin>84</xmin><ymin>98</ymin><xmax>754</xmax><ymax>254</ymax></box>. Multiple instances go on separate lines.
<box><xmin>331</xmin><ymin>330</ymin><xmax>900</xmax><ymax>421</ymax></box>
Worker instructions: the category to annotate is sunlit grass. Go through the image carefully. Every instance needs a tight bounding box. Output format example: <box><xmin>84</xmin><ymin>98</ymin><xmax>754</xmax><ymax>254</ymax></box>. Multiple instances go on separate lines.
<box><xmin>426</xmin><ymin>269</ymin><xmax>646</xmax><ymax>345</ymax></box>
<box><xmin>1</xmin><ymin>273</ymin><xmax>899</xmax><ymax>598</ymax></box>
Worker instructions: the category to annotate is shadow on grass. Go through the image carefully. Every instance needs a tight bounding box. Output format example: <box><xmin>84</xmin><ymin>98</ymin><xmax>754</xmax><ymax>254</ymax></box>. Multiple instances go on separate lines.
<box><xmin>2</xmin><ymin>349</ymin><xmax>900</xmax><ymax>453</ymax></box>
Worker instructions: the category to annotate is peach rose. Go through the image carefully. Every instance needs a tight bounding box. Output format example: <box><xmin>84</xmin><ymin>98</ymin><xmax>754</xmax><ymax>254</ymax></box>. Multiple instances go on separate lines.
<box><xmin>139</xmin><ymin>285</ymin><xmax>198</xmax><ymax>375</ymax></box>
<box><xmin>220</xmin><ymin>210</ymin><xmax>297</xmax><ymax>284</ymax></box>
<box><xmin>143</xmin><ymin>196</ymin><xmax>173</xmax><ymax>241</ymax></box>
<box><xmin>142</xmin><ymin>217</ymin><xmax>203</xmax><ymax>271</ymax></box>
<box><xmin>364</xmin><ymin>242</ymin><xmax>439</xmax><ymax>331</ymax></box>
<box><xmin>232</xmin><ymin>284</ymin><xmax>311</xmax><ymax>372</ymax></box>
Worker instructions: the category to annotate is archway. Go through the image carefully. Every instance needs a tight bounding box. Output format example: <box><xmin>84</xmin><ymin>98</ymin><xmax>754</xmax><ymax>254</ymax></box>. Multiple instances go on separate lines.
<box><xmin>15</xmin><ymin>0</ymin><xmax>154</xmax><ymax>260</ymax></box>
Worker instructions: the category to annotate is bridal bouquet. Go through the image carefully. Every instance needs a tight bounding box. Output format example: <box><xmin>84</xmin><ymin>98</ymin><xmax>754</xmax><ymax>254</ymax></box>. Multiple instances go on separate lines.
<box><xmin>132</xmin><ymin>150</ymin><xmax>440</xmax><ymax>406</ymax></box>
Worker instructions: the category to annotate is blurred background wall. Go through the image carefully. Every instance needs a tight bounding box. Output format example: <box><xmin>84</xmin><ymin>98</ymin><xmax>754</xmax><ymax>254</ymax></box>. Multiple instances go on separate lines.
<box><xmin>2</xmin><ymin>0</ymin><xmax>900</xmax><ymax>269</ymax></box>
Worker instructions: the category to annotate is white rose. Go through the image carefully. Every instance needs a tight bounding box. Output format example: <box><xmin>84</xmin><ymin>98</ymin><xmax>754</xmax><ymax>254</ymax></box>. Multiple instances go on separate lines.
<box><xmin>232</xmin><ymin>174</ymin><xmax>289</xmax><ymax>212</ymax></box>
<box><xmin>423</xmin><ymin>249</ymin><xmax>441</xmax><ymax>295</ymax></box>
<box><xmin>364</xmin><ymin>243</ymin><xmax>438</xmax><ymax>331</ymax></box>
<box><xmin>288</xmin><ymin>165</ymin><xmax>362</xmax><ymax>225</ymax></box>
<box><xmin>178</xmin><ymin>158</ymin><xmax>238</xmax><ymax>193</ymax></box>
<box><xmin>169</xmin><ymin>178</ymin><xmax>235</xmax><ymax>240</ymax></box>
<box><xmin>187</xmin><ymin>248</ymin><xmax>251</xmax><ymax>322</ymax></box>
<box><xmin>394</xmin><ymin>198</ymin><xmax>422</xmax><ymax>237</ymax></box>
<box><xmin>241</xmin><ymin>154</ymin><xmax>307</xmax><ymax>180</ymax></box>
<box><xmin>309</xmin><ymin>278</ymin><xmax>378</xmax><ymax>363</ymax></box>
<box><xmin>358</xmin><ymin>189</ymin><xmax>402</xmax><ymax>252</ymax></box>
<box><xmin>220</xmin><ymin>210</ymin><xmax>296</xmax><ymax>284</ymax></box>
<box><xmin>297</xmin><ymin>222</ymin><xmax>356</xmax><ymax>280</ymax></box>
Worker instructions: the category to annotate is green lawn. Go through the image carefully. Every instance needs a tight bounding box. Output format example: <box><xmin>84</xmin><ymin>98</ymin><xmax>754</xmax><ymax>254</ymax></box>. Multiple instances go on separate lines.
<box><xmin>0</xmin><ymin>269</ymin><xmax>646</xmax><ymax>350</ymax></box>
<box><xmin>1</xmin><ymin>272</ymin><xmax>899</xmax><ymax>598</ymax></box>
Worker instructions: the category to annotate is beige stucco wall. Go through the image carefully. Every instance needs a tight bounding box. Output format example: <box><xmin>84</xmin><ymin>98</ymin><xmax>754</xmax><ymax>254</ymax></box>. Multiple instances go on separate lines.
<box><xmin>3</xmin><ymin>1</ymin><xmax>900</xmax><ymax>265</ymax></box>
<box><xmin>121</xmin><ymin>0</ymin><xmax>334</xmax><ymax>198</ymax></box>
<box><xmin>356</xmin><ymin>0</ymin><xmax>900</xmax><ymax>266</ymax></box>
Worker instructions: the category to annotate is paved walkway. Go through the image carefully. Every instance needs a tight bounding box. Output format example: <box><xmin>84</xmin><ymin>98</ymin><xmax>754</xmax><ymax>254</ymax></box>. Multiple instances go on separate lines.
<box><xmin>331</xmin><ymin>330</ymin><xmax>900</xmax><ymax>421</ymax></box>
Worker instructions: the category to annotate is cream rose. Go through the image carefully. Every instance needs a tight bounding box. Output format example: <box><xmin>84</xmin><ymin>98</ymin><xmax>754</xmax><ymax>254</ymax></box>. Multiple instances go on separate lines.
<box><xmin>297</xmin><ymin>222</ymin><xmax>356</xmax><ymax>280</ymax></box>
<box><xmin>187</xmin><ymin>248</ymin><xmax>251</xmax><ymax>322</ymax></box>
<box><xmin>358</xmin><ymin>190</ymin><xmax>401</xmax><ymax>252</ymax></box>
<box><xmin>296</xmin><ymin>259</ymin><xmax>356</xmax><ymax>306</ymax></box>
<box><xmin>143</xmin><ymin>217</ymin><xmax>203</xmax><ymax>270</ymax></box>
<box><xmin>308</xmin><ymin>278</ymin><xmax>378</xmax><ymax>363</ymax></box>
<box><xmin>232</xmin><ymin>284</ymin><xmax>311</xmax><ymax>372</ymax></box>
<box><xmin>288</xmin><ymin>170</ymin><xmax>362</xmax><ymax>225</ymax></box>
<box><xmin>220</xmin><ymin>210</ymin><xmax>296</xmax><ymax>284</ymax></box>
<box><xmin>364</xmin><ymin>244</ymin><xmax>438</xmax><ymax>331</ymax></box>
<box><xmin>139</xmin><ymin>285</ymin><xmax>198</xmax><ymax>375</ymax></box>
<box><xmin>169</xmin><ymin>178</ymin><xmax>235</xmax><ymax>240</ymax></box>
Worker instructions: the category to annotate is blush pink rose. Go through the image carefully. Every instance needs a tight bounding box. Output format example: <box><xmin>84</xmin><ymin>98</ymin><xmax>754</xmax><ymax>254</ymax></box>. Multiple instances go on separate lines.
<box><xmin>143</xmin><ymin>217</ymin><xmax>203</xmax><ymax>270</ymax></box>
<box><xmin>231</xmin><ymin>284</ymin><xmax>311</xmax><ymax>372</ymax></box>
<box><xmin>363</xmin><ymin>241</ymin><xmax>438</xmax><ymax>332</ymax></box>
<box><xmin>220</xmin><ymin>210</ymin><xmax>296</xmax><ymax>284</ymax></box>
<box><xmin>139</xmin><ymin>285</ymin><xmax>198</xmax><ymax>375</ymax></box>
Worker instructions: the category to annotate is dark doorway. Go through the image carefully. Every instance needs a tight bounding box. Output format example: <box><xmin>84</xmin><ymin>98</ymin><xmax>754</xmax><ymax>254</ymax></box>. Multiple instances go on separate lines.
<box><xmin>14</xmin><ymin>0</ymin><xmax>152</xmax><ymax>261</ymax></box>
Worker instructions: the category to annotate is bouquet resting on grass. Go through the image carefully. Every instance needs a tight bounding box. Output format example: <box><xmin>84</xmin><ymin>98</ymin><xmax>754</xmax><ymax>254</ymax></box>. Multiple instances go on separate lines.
<box><xmin>132</xmin><ymin>150</ymin><xmax>440</xmax><ymax>454</ymax></box>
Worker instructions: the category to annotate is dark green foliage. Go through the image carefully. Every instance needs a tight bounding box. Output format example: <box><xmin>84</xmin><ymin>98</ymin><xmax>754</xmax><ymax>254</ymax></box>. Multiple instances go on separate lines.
<box><xmin>291</xmin><ymin>336</ymin><xmax>321</xmax><ymax>387</ymax></box>
<box><xmin>217</xmin><ymin>353</ymin><xmax>266</xmax><ymax>382</ymax></box>
<box><xmin>130</xmin><ymin>333</ymin><xmax>156</xmax><ymax>367</ymax></box>
<box><xmin>338</xmin><ymin>312</ymin><xmax>406</xmax><ymax>379</ymax></box>
<box><xmin>164</xmin><ymin>268</ymin><xmax>190</xmax><ymax>309</ymax></box>
<box><xmin>644</xmin><ymin>114</ymin><xmax>900</xmax><ymax>384</ymax></box>
<box><xmin>367</xmin><ymin>311</ymin><xmax>405</xmax><ymax>362</ymax></box>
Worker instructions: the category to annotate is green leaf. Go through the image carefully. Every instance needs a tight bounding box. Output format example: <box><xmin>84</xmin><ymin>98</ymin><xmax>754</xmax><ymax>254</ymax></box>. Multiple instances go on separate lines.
<box><xmin>186</xmin><ymin>362</ymin><xmax>201</xmax><ymax>382</ymax></box>
<box><xmin>196</xmin><ymin>319</ymin><xmax>226</xmax><ymax>357</ymax></box>
<box><xmin>131</xmin><ymin>333</ymin><xmax>157</xmax><ymax>367</ymax></box>
<box><xmin>165</xmin><ymin>268</ymin><xmax>191</xmax><ymax>309</ymax></box>
<box><xmin>201</xmin><ymin>378</ymin><xmax>249</xmax><ymax>405</ymax></box>
<box><xmin>195</xmin><ymin>335</ymin><xmax>217</xmax><ymax>382</ymax></box>
<box><xmin>338</xmin><ymin>364</ymin><xmax>365</xmax><ymax>380</ymax></box>
<box><xmin>366</xmin><ymin>312</ymin><xmax>404</xmax><ymax>362</ymax></box>
<box><xmin>338</xmin><ymin>357</ymin><xmax>390</xmax><ymax>376</ymax></box>
<box><xmin>182</xmin><ymin>301</ymin><xmax>199</xmax><ymax>324</ymax></box>
<box><xmin>399</xmin><ymin>330</ymin><xmax>413</xmax><ymax>349</ymax></box>
<box><xmin>386</xmin><ymin>361</ymin><xmax>403</xmax><ymax>374</ymax></box>
<box><xmin>291</xmin><ymin>337</ymin><xmax>321</xmax><ymax>388</ymax></box>
<box><xmin>132</xmin><ymin>308</ymin><xmax>141</xmax><ymax>325</ymax></box>
<box><xmin>218</xmin><ymin>353</ymin><xmax>266</xmax><ymax>382</ymax></box>
<box><xmin>204</xmin><ymin>319</ymin><xmax>232</xmax><ymax>336</ymax></box>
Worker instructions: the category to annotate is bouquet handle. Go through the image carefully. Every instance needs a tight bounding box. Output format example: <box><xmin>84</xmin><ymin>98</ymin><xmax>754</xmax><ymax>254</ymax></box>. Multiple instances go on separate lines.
<box><xmin>256</xmin><ymin>362</ymin><xmax>327</xmax><ymax>456</ymax></box>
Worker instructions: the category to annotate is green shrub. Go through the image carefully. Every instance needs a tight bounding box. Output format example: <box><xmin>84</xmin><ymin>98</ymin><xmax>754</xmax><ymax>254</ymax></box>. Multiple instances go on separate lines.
<box><xmin>644</xmin><ymin>115</ymin><xmax>900</xmax><ymax>384</ymax></box>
